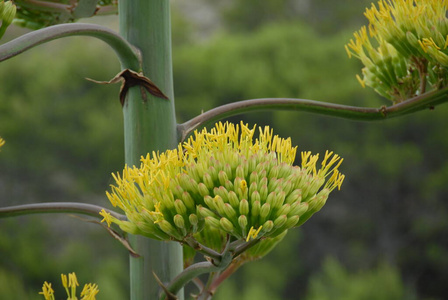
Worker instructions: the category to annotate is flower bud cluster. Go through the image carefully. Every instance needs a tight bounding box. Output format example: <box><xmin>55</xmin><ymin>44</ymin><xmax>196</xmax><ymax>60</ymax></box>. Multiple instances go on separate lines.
<box><xmin>101</xmin><ymin>122</ymin><xmax>344</xmax><ymax>257</ymax></box>
<box><xmin>346</xmin><ymin>0</ymin><xmax>448</xmax><ymax>103</ymax></box>
<box><xmin>39</xmin><ymin>272</ymin><xmax>99</xmax><ymax>300</ymax></box>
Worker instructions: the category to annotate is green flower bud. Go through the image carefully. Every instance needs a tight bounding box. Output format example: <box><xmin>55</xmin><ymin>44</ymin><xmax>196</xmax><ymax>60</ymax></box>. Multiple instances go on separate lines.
<box><xmin>212</xmin><ymin>195</ymin><xmax>226</xmax><ymax>214</ymax></box>
<box><xmin>251</xmin><ymin>200</ymin><xmax>261</xmax><ymax>222</ymax></box>
<box><xmin>259</xmin><ymin>203</ymin><xmax>271</xmax><ymax>223</ymax></box>
<box><xmin>214</xmin><ymin>186</ymin><xmax>229</xmax><ymax>203</ymax></box>
<box><xmin>224</xmin><ymin>179</ymin><xmax>234</xmax><ymax>191</ymax></box>
<box><xmin>259</xmin><ymin>176</ymin><xmax>268</xmax><ymax>188</ymax></box>
<box><xmin>189</xmin><ymin>213</ymin><xmax>199</xmax><ymax>233</ymax></box>
<box><xmin>273</xmin><ymin>215</ymin><xmax>287</xmax><ymax>228</ymax></box>
<box><xmin>249</xmin><ymin>171</ymin><xmax>259</xmax><ymax>185</ymax></box>
<box><xmin>268</xmin><ymin>178</ymin><xmax>281</xmax><ymax>192</ymax></box>
<box><xmin>174</xmin><ymin>214</ymin><xmax>186</xmax><ymax>231</ymax></box>
<box><xmin>172</xmin><ymin>184</ymin><xmax>184</xmax><ymax>199</ymax></box>
<box><xmin>203</xmin><ymin>172</ymin><xmax>214</xmax><ymax>190</ymax></box>
<box><xmin>208</xmin><ymin>166</ymin><xmax>218</xmax><ymax>183</ymax></box>
<box><xmin>259</xmin><ymin>184</ymin><xmax>268</xmax><ymax>201</ymax></box>
<box><xmin>198</xmin><ymin>182</ymin><xmax>210</xmax><ymax>197</ymax></box>
<box><xmin>277</xmin><ymin>203</ymin><xmax>291</xmax><ymax>216</ymax></box>
<box><xmin>288</xmin><ymin>201</ymin><xmax>308</xmax><ymax>217</ymax></box>
<box><xmin>158</xmin><ymin>220</ymin><xmax>183</xmax><ymax>240</ymax></box>
<box><xmin>224</xmin><ymin>163</ymin><xmax>233</xmax><ymax>179</ymax></box>
<box><xmin>174</xmin><ymin>199</ymin><xmax>187</xmax><ymax>216</ymax></box>
<box><xmin>282</xmin><ymin>179</ymin><xmax>294</xmax><ymax>195</ymax></box>
<box><xmin>205</xmin><ymin>216</ymin><xmax>221</xmax><ymax>230</ymax></box>
<box><xmin>248</xmin><ymin>154</ymin><xmax>258</xmax><ymax>173</ymax></box>
<box><xmin>2</xmin><ymin>1</ymin><xmax>16</xmax><ymax>26</ymax></box>
<box><xmin>178</xmin><ymin>173</ymin><xmax>199</xmax><ymax>195</ymax></box>
<box><xmin>278</xmin><ymin>162</ymin><xmax>292</xmax><ymax>178</ymax></box>
<box><xmin>228</xmin><ymin>190</ymin><xmax>239</xmax><ymax>208</ymax></box>
<box><xmin>250</xmin><ymin>190</ymin><xmax>261</xmax><ymax>206</ymax></box>
<box><xmin>198</xmin><ymin>206</ymin><xmax>217</xmax><ymax>218</ymax></box>
<box><xmin>260</xmin><ymin>220</ymin><xmax>274</xmax><ymax>234</ymax></box>
<box><xmin>249</xmin><ymin>181</ymin><xmax>258</xmax><ymax>197</ymax></box>
<box><xmin>118</xmin><ymin>220</ymin><xmax>141</xmax><ymax>235</ymax></box>
<box><xmin>218</xmin><ymin>170</ymin><xmax>229</xmax><ymax>186</ymax></box>
<box><xmin>238</xmin><ymin>215</ymin><xmax>248</xmax><ymax>236</ymax></box>
<box><xmin>220</xmin><ymin>217</ymin><xmax>234</xmax><ymax>233</ymax></box>
<box><xmin>272</xmin><ymin>191</ymin><xmax>286</xmax><ymax>211</ymax></box>
<box><xmin>266</xmin><ymin>191</ymin><xmax>276</xmax><ymax>206</ymax></box>
<box><xmin>236</xmin><ymin>165</ymin><xmax>245</xmax><ymax>179</ymax></box>
<box><xmin>285</xmin><ymin>215</ymin><xmax>300</xmax><ymax>229</ymax></box>
<box><xmin>181</xmin><ymin>191</ymin><xmax>196</xmax><ymax>212</ymax></box>
<box><xmin>239</xmin><ymin>199</ymin><xmax>249</xmax><ymax>216</ymax></box>
<box><xmin>223</xmin><ymin>203</ymin><xmax>237</xmax><ymax>221</ymax></box>
<box><xmin>189</xmin><ymin>213</ymin><xmax>198</xmax><ymax>226</ymax></box>
<box><xmin>285</xmin><ymin>189</ymin><xmax>302</xmax><ymax>204</ymax></box>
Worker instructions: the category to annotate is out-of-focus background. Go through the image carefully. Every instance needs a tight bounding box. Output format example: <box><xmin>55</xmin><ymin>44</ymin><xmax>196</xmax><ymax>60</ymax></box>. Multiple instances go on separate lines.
<box><xmin>1</xmin><ymin>0</ymin><xmax>448</xmax><ymax>299</ymax></box>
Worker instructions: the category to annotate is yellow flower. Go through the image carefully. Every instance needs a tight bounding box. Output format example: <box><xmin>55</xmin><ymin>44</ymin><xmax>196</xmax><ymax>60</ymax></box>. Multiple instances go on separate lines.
<box><xmin>40</xmin><ymin>273</ymin><xmax>98</xmax><ymax>300</ymax></box>
<box><xmin>39</xmin><ymin>282</ymin><xmax>54</xmax><ymax>300</ymax></box>
<box><xmin>347</xmin><ymin>0</ymin><xmax>448</xmax><ymax>102</ymax></box>
<box><xmin>0</xmin><ymin>137</ymin><xmax>4</xmax><ymax>149</ymax></box>
<box><xmin>102</xmin><ymin>122</ymin><xmax>344</xmax><ymax>247</ymax></box>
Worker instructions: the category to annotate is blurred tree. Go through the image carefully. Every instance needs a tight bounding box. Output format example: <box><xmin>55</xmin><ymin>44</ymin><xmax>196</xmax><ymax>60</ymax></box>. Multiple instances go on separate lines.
<box><xmin>305</xmin><ymin>257</ymin><xmax>411</xmax><ymax>300</ymax></box>
<box><xmin>221</xmin><ymin>0</ymin><xmax>373</xmax><ymax>34</ymax></box>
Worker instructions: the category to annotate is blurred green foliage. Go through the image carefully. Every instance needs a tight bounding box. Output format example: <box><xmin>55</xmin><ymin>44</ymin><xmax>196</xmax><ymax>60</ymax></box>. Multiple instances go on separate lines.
<box><xmin>305</xmin><ymin>257</ymin><xmax>409</xmax><ymax>300</ymax></box>
<box><xmin>1</xmin><ymin>1</ymin><xmax>448</xmax><ymax>299</ymax></box>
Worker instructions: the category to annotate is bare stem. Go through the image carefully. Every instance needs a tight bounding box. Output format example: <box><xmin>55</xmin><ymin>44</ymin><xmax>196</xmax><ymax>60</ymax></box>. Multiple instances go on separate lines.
<box><xmin>184</xmin><ymin>237</ymin><xmax>223</xmax><ymax>262</ymax></box>
<box><xmin>0</xmin><ymin>23</ymin><xmax>141</xmax><ymax>71</ymax></box>
<box><xmin>0</xmin><ymin>202</ymin><xmax>126</xmax><ymax>220</ymax></box>
<box><xmin>208</xmin><ymin>260</ymin><xmax>244</xmax><ymax>296</ymax></box>
<box><xmin>178</xmin><ymin>87</ymin><xmax>448</xmax><ymax>141</ymax></box>
<box><xmin>17</xmin><ymin>0</ymin><xmax>71</xmax><ymax>13</ymax></box>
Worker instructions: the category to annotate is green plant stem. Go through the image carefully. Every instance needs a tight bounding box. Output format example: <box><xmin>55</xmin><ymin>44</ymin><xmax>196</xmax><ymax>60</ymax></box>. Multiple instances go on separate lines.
<box><xmin>208</xmin><ymin>260</ymin><xmax>244</xmax><ymax>297</ymax></box>
<box><xmin>0</xmin><ymin>202</ymin><xmax>125</xmax><ymax>220</ymax></box>
<box><xmin>178</xmin><ymin>87</ymin><xmax>448</xmax><ymax>141</ymax></box>
<box><xmin>160</xmin><ymin>262</ymin><xmax>227</xmax><ymax>300</ymax></box>
<box><xmin>0</xmin><ymin>23</ymin><xmax>141</xmax><ymax>71</ymax></box>
<box><xmin>16</xmin><ymin>0</ymin><xmax>70</xmax><ymax>13</ymax></box>
<box><xmin>184</xmin><ymin>237</ymin><xmax>223</xmax><ymax>262</ymax></box>
<box><xmin>231</xmin><ymin>238</ymin><xmax>262</xmax><ymax>257</ymax></box>
<box><xmin>118</xmin><ymin>0</ymin><xmax>183</xmax><ymax>299</ymax></box>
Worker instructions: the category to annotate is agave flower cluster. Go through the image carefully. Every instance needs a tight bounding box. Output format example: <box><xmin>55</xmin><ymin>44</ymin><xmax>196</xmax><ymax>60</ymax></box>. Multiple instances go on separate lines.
<box><xmin>346</xmin><ymin>0</ymin><xmax>448</xmax><ymax>103</ymax></box>
<box><xmin>39</xmin><ymin>272</ymin><xmax>99</xmax><ymax>300</ymax></box>
<box><xmin>101</xmin><ymin>122</ymin><xmax>344</xmax><ymax>256</ymax></box>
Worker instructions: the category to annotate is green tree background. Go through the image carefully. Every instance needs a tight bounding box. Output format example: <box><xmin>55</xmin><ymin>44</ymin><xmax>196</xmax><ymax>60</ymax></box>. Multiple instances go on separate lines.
<box><xmin>1</xmin><ymin>1</ymin><xmax>448</xmax><ymax>299</ymax></box>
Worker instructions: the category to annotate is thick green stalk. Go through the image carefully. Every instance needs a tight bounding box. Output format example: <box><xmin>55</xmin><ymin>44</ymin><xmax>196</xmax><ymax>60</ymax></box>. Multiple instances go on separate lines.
<box><xmin>118</xmin><ymin>1</ymin><xmax>183</xmax><ymax>299</ymax></box>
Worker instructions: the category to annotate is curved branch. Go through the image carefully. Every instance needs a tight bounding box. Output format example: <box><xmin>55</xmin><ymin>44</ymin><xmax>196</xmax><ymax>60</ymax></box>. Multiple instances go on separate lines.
<box><xmin>178</xmin><ymin>87</ymin><xmax>448</xmax><ymax>142</ymax></box>
<box><xmin>0</xmin><ymin>23</ymin><xmax>141</xmax><ymax>70</ymax></box>
<box><xmin>17</xmin><ymin>0</ymin><xmax>71</xmax><ymax>13</ymax></box>
<box><xmin>0</xmin><ymin>202</ymin><xmax>126</xmax><ymax>220</ymax></box>
<box><xmin>160</xmin><ymin>262</ymin><xmax>223</xmax><ymax>300</ymax></box>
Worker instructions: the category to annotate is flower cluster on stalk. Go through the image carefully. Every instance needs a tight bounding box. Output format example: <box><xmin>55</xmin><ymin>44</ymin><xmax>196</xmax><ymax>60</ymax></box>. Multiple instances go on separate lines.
<box><xmin>101</xmin><ymin>122</ymin><xmax>344</xmax><ymax>258</ymax></box>
<box><xmin>39</xmin><ymin>272</ymin><xmax>99</xmax><ymax>300</ymax></box>
<box><xmin>346</xmin><ymin>0</ymin><xmax>448</xmax><ymax>103</ymax></box>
